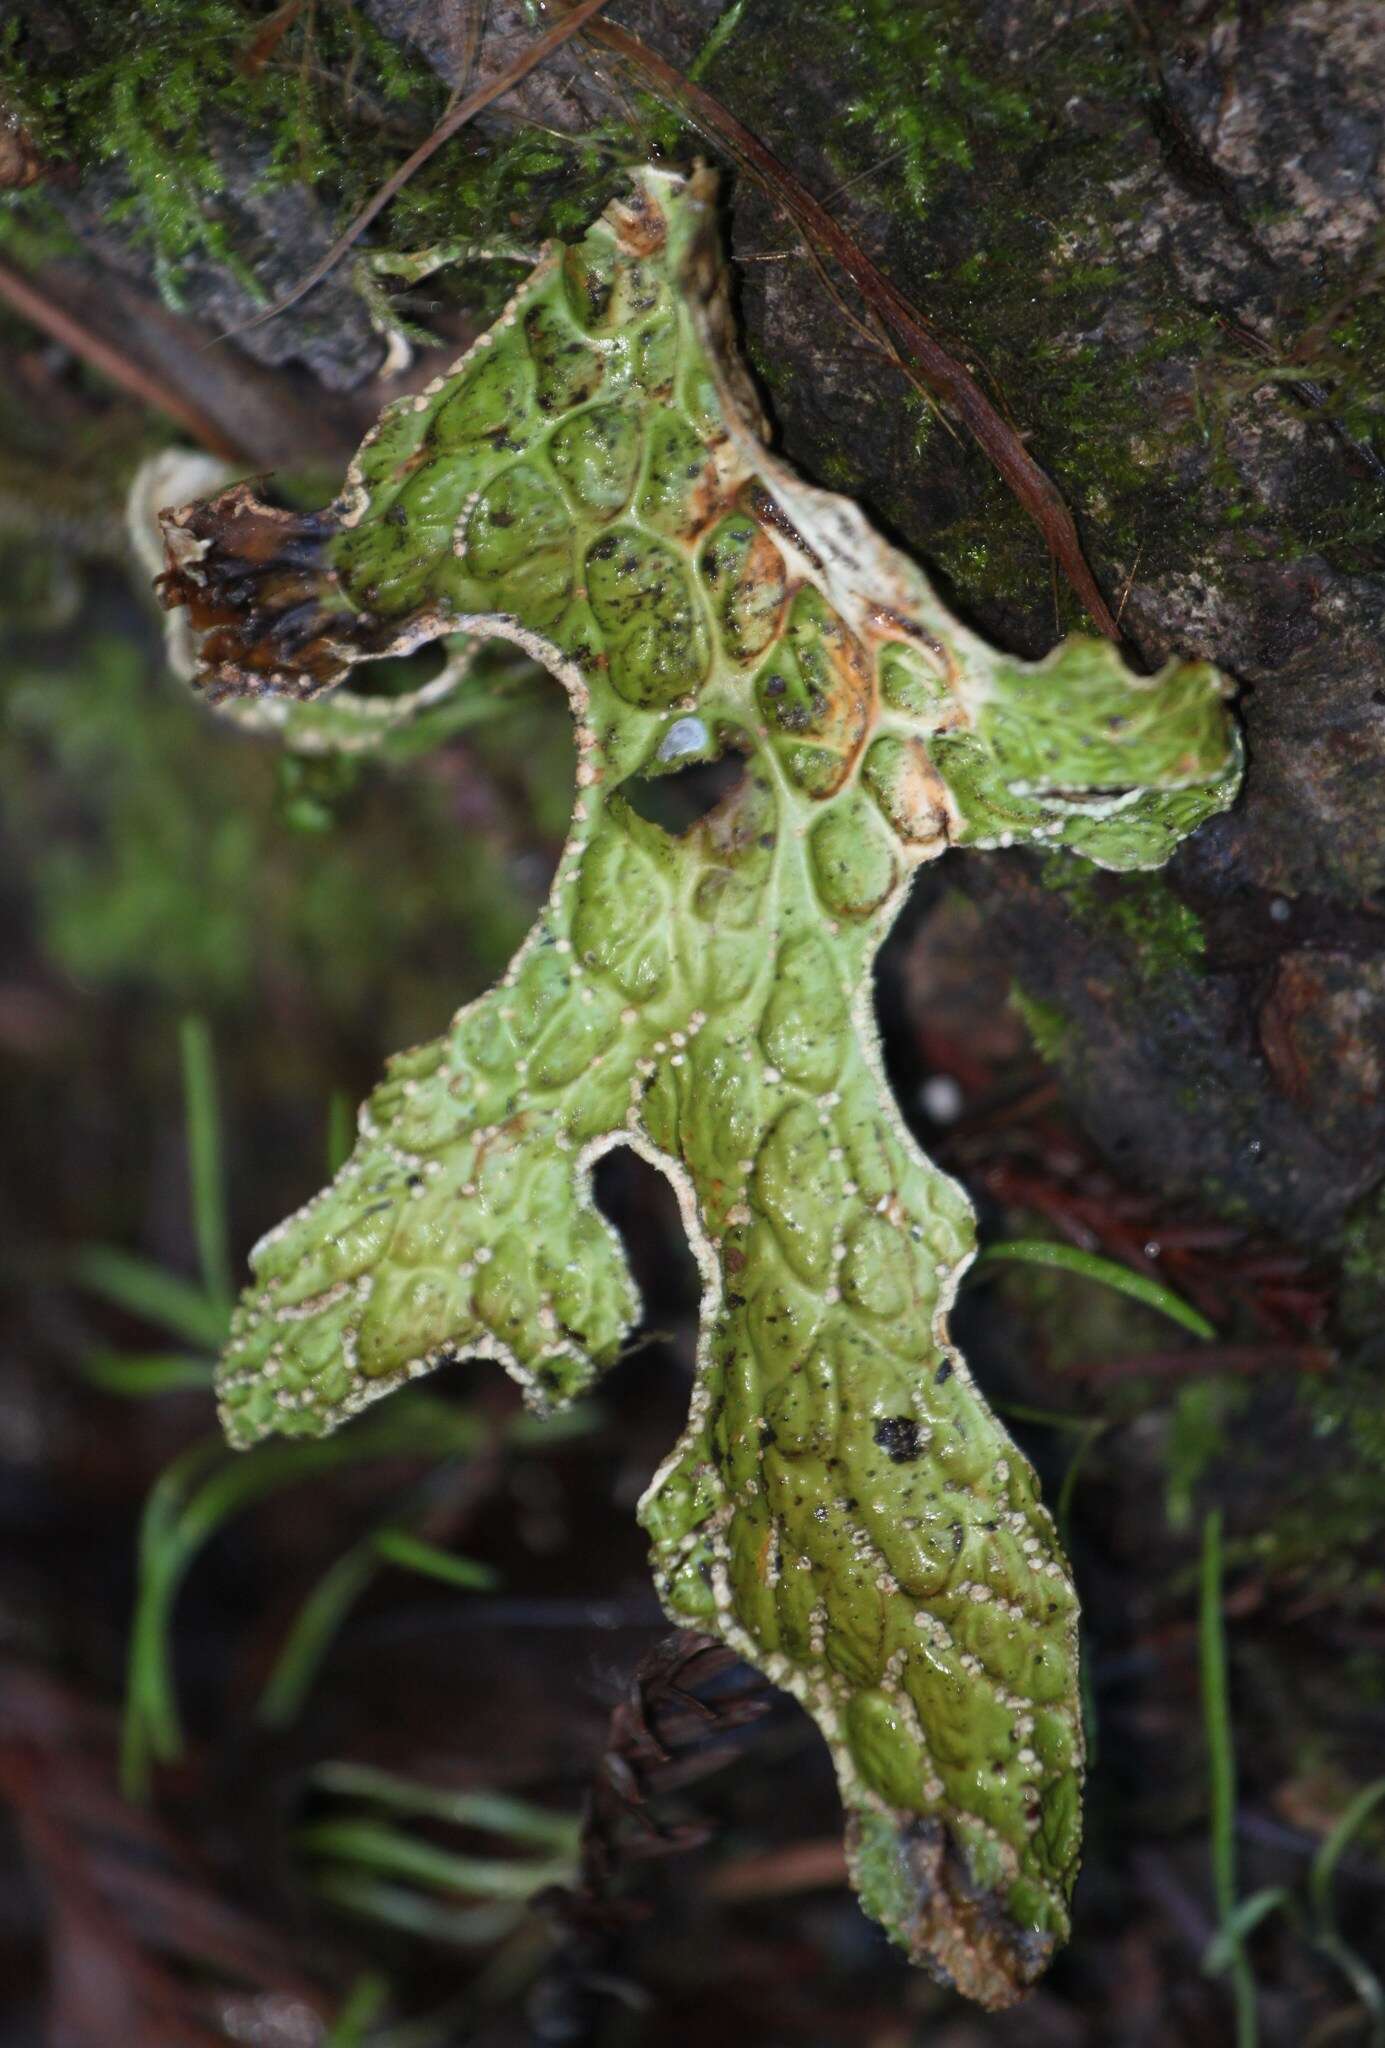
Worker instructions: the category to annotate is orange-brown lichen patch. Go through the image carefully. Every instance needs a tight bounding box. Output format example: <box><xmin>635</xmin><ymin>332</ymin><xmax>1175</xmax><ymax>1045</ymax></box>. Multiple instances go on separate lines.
<box><xmin>863</xmin><ymin>735</ymin><xmax>952</xmax><ymax>847</ymax></box>
<box><xmin>683</xmin><ymin>461</ymin><xmax>745</xmax><ymax>547</ymax></box>
<box><xmin>613</xmin><ymin>181</ymin><xmax>668</xmax><ymax>258</ymax></box>
<box><xmin>865</xmin><ymin>607</ymin><xmax>960</xmax><ymax>690</ymax></box>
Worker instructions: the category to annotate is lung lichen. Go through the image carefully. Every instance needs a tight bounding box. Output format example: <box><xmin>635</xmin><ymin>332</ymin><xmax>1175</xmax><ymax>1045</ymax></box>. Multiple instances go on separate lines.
<box><xmin>159</xmin><ymin>165</ymin><xmax>1241</xmax><ymax>2009</ymax></box>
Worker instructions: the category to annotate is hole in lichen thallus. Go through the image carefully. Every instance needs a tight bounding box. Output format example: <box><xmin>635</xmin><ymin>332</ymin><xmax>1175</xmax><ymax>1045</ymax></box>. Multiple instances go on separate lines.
<box><xmin>618</xmin><ymin>728</ymin><xmax>749</xmax><ymax>835</ymax></box>
<box><xmin>591</xmin><ymin>1146</ymin><xmax>703</xmax><ymax>1364</ymax></box>
<box><xmin>345</xmin><ymin>642</ymin><xmax>450</xmax><ymax>700</ymax></box>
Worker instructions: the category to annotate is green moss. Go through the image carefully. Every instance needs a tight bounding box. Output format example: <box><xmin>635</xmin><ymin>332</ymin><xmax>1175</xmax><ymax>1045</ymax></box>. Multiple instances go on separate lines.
<box><xmin>0</xmin><ymin>3</ymin><xmax>689</xmax><ymax>321</ymax></box>
<box><xmin>831</xmin><ymin>0</ymin><xmax>1032</xmax><ymax>215</ymax></box>
<box><xmin>1010</xmin><ymin>983</ymin><xmax>1069</xmax><ymax>1063</ymax></box>
<box><xmin>4</xmin><ymin>4</ymin><xmax>425</xmax><ymax>297</ymax></box>
<box><xmin>1037</xmin><ymin>855</ymin><xmax>1206</xmax><ymax>980</ymax></box>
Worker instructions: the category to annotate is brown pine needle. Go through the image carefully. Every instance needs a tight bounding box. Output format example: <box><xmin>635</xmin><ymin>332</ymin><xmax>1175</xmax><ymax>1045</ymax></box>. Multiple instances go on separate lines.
<box><xmin>217</xmin><ymin>0</ymin><xmax>616</xmax><ymax>342</ymax></box>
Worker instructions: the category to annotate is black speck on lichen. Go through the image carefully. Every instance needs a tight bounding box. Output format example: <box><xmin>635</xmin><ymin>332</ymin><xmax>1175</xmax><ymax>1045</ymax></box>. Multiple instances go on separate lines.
<box><xmin>873</xmin><ymin>1414</ymin><xmax>922</xmax><ymax>1462</ymax></box>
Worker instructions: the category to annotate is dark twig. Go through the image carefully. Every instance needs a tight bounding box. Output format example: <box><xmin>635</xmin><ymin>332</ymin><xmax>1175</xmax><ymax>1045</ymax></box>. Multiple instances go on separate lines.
<box><xmin>574</xmin><ymin>1633</ymin><xmax>770</xmax><ymax>1907</ymax></box>
<box><xmin>528</xmin><ymin>1633</ymin><xmax>770</xmax><ymax>2038</ymax></box>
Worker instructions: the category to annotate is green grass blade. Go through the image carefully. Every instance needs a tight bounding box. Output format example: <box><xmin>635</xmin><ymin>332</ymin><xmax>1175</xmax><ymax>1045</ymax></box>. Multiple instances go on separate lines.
<box><xmin>78</xmin><ymin>1351</ymin><xmax>216</xmax><ymax>1396</ymax></box>
<box><xmin>1309</xmin><ymin>1776</ymin><xmax>1385</xmax><ymax>2044</ymax></box>
<box><xmin>125</xmin><ymin>1399</ymin><xmax>488</xmax><ymax>1792</ymax></box>
<box><xmin>257</xmin><ymin>1540</ymin><xmax>381</xmax><ymax>1729</ymax></box>
<box><xmin>994</xmin><ymin>1401</ymin><xmax>1100</xmax><ymax>1436</ymax></box>
<box><xmin>316</xmin><ymin>1872</ymin><xmax>525</xmax><ymax>1948</ymax></box>
<box><xmin>312</xmin><ymin>1764</ymin><xmax>579</xmax><ymax>1852</ymax></box>
<box><xmin>1200</xmin><ymin>1510</ymin><xmax>1259</xmax><ymax>2047</ymax></box>
<box><xmin>122</xmin><ymin>1435</ymin><xmax>228</xmax><ymax>1798</ymax></box>
<box><xmin>372</xmin><ymin>1532</ymin><xmax>499</xmax><ymax>1592</ymax></box>
<box><xmin>505</xmin><ymin>1402</ymin><xmax>603</xmax><ymax>1448</ymax></box>
<box><xmin>180</xmin><ymin>1015</ymin><xmax>232</xmax><ymax>1310</ymax></box>
<box><xmin>1055</xmin><ymin>1419</ymin><xmax>1109</xmax><ymax>1544</ymax></box>
<box><xmin>325</xmin><ymin>1974</ymin><xmax>390</xmax><ymax>2048</ymax></box>
<box><xmin>327</xmin><ymin>1090</ymin><xmax>356</xmax><ymax>1176</ymax></box>
<box><xmin>73</xmin><ymin>1245</ymin><xmax>229</xmax><ymax>1350</ymax></box>
<box><xmin>977</xmin><ymin>1238</ymin><xmax>1216</xmax><ymax>1339</ymax></box>
<box><xmin>1313</xmin><ymin>1934</ymin><xmax>1385</xmax><ymax>2045</ymax></box>
<box><xmin>1202</xmin><ymin>1888</ymin><xmax>1296</xmax><ymax>1974</ymax></box>
<box><xmin>300</xmin><ymin>1819</ymin><xmax>574</xmax><ymax>1900</ymax></box>
<box><xmin>1309</xmin><ymin>1776</ymin><xmax>1385</xmax><ymax>1928</ymax></box>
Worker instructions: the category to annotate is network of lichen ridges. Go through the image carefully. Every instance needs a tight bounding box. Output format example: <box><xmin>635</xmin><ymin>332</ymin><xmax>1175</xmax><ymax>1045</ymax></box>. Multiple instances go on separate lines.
<box><xmin>162</xmin><ymin>166</ymin><xmax>1240</xmax><ymax>2008</ymax></box>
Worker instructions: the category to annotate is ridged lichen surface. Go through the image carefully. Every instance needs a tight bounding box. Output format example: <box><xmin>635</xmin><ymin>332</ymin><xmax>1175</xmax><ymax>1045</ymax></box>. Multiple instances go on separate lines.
<box><xmin>160</xmin><ymin>166</ymin><xmax>1241</xmax><ymax>2008</ymax></box>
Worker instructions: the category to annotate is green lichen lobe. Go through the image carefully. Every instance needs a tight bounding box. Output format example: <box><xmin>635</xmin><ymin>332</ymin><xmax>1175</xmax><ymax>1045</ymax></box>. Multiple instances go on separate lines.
<box><xmin>160</xmin><ymin>166</ymin><xmax>1240</xmax><ymax>2010</ymax></box>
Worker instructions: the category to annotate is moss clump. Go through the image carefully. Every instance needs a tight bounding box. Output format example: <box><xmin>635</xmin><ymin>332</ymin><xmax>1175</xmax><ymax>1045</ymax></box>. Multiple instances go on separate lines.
<box><xmin>831</xmin><ymin>0</ymin><xmax>1031</xmax><ymax>216</ymax></box>
<box><xmin>0</xmin><ymin>2</ymin><xmax>687</xmax><ymax>322</ymax></box>
<box><xmin>1037</xmin><ymin>854</ymin><xmax>1206</xmax><ymax>981</ymax></box>
<box><xmin>2</xmin><ymin>3</ymin><xmax>437</xmax><ymax>292</ymax></box>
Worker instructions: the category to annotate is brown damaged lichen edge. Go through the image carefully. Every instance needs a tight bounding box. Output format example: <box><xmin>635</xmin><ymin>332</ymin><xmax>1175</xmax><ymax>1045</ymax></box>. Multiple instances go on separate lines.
<box><xmin>159</xmin><ymin>166</ymin><xmax>1242</xmax><ymax>2008</ymax></box>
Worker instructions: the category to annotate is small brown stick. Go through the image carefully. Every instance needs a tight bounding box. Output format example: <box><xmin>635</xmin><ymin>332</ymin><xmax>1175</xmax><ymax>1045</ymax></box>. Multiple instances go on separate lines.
<box><xmin>219</xmin><ymin>0</ymin><xmax>616</xmax><ymax>340</ymax></box>
<box><xmin>705</xmin><ymin>1837</ymin><xmax>849</xmax><ymax>1899</ymax></box>
<box><xmin>0</xmin><ymin>256</ymin><xmax>250</xmax><ymax>461</ymax></box>
<box><xmin>580</xmin><ymin>16</ymin><xmax>1122</xmax><ymax>640</ymax></box>
<box><xmin>237</xmin><ymin>0</ymin><xmax>303</xmax><ymax>75</ymax></box>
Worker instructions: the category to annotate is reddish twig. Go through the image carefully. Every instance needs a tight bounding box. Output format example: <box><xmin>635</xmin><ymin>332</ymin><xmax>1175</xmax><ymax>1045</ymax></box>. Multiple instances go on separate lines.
<box><xmin>238</xmin><ymin>0</ymin><xmax>304</xmax><ymax>74</ymax></box>
<box><xmin>0</xmin><ymin>1664</ymin><xmax>329</xmax><ymax>2044</ymax></box>
<box><xmin>1061</xmin><ymin>1344</ymin><xmax>1335</xmax><ymax>1387</ymax></box>
<box><xmin>0</xmin><ymin>256</ymin><xmax>249</xmax><ymax>461</ymax></box>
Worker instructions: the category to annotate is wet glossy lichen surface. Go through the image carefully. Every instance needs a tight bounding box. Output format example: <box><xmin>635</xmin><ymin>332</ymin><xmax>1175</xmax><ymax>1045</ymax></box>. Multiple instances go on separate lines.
<box><xmin>160</xmin><ymin>167</ymin><xmax>1241</xmax><ymax>2008</ymax></box>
